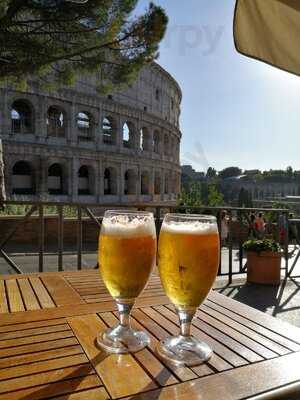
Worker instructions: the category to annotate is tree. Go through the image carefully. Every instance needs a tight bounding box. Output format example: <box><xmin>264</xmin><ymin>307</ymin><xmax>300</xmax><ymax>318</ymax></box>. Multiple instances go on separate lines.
<box><xmin>207</xmin><ymin>184</ymin><xmax>224</xmax><ymax>207</ymax></box>
<box><xmin>0</xmin><ymin>1</ymin><xmax>168</xmax><ymax>91</ymax></box>
<box><xmin>219</xmin><ymin>167</ymin><xmax>242</xmax><ymax>180</ymax></box>
<box><xmin>286</xmin><ymin>166</ymin><xmax>293</xmax><ymax>179</ymax></box>
<box><xmin>178</xmin><ymin>182</ymin><xmax>202</xmax><ymax>209</ymax></box>
<box><xmin>206</xmin><ymin>167</ymin><xmax>217</xmax><ymax>179</ymax></box>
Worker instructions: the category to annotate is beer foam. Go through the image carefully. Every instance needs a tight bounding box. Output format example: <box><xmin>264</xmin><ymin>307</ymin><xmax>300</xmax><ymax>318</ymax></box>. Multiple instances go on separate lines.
<box><xmin>101</xmin><ymin>216</ymin><xmax>156</xmax><ymax>238</ymax></box>
<box><xmin>161</xmin><ymin>221</ymin><xmax>218</xmax><ymax>235</ymax></box>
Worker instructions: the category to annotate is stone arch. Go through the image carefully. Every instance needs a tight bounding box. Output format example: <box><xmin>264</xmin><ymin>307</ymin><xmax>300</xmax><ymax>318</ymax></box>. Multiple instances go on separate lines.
<box><xmin>78</xmin><ymin>165</ymin><xmax>94</xmax><ymax>195</ymax></box>
<box><xmin>153</xmin><ymin>130</ymin><xmax>160</xmax><ymax>153</ymax></box>
<box><xmin>140</xmin><ymin>127</ymin><xmax>151</xmax><ymax>151</ymax></box>
<box><xmin>11</xmin><ymin>99</ymin><xmax>34</xmax><ymax>134</ymax></box>
<box><xmin>48</xmin><ymin>163</ymin><xmax>66</xmax><ymax>195</ymax></box>
<box><xmin>77</xmin><ymin>111</ymin><xmax>93</xmax><ymax>140</ymax></box>
<box><xmin>12</xmin><ymin>160</ymin><xmax>35</xmax><ymax>195</ymax></box>
<box><xmin>123</xmin><ymin>122</ymin><xmax>136</xmax><ymax>149</ymax></box>
<box><xmin>141</xmin><ymin>171</ymin><xmax>150</xmax><ymax>195</ymax></box>
<box><xmin>47</xmin><ymin>106</ymin><xmax>66</xmax><ymax>137</ymax></box>
<box><xmin>164</xmin><ymin>134</ymin><xmax>169</xmax><ymax>156</ymax></box>
<box><xmin>104</xmin><ymin>167</ymin><xmax>117</xmax><ymax>195</ymax></box>
<box><xmin>154</xmin><ymin>171</ymin><xmax>161</xmax><ymax>195</ymax></box>
<box><xmin>102</xmin><ymin>116</ymin><xmax>117</xmax><ymax>145</ymax></box>
<box><xmin>124</xmin><ymin>169</ymin><xmax>136</xmax><ymax>195</ymax></box>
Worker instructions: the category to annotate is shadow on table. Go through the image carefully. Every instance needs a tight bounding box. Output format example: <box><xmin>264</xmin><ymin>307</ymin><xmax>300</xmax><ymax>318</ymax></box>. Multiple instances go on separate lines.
<box><xmin>217</xmin><ymin>278</ymin><xmax>300</xmax><ymax>323</ymax></box>
<box><xmin>19</xmin><ymin>338</ymin><xmax>170</xmax><ymax>400</ymax></box>
<box><xmin>20</xmin><ymin>343</ymin><xmax>108</xmax><ymax>400</ymax></box>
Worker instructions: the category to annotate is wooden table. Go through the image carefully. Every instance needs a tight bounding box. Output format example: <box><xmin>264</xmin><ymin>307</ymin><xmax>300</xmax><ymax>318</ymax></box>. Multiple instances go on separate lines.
<box><xmin>1</xmin><ymin>270</ymin><xmax>300</xmax><ymax>399</ymax></box>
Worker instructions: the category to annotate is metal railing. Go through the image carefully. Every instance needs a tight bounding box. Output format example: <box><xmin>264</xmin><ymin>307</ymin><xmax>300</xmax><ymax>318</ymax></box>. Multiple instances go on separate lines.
<box><xmin>0</xmin><ymin>200</ymin><xmax>292</xmax><ymax>282</ymax></box>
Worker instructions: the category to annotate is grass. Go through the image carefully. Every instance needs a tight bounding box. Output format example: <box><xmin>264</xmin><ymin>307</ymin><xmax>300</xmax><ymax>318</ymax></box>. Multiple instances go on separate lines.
<box><xmin>0</xmin><ymin>205</ymin><xmax>87</xmax><ymax>218</ymax></box>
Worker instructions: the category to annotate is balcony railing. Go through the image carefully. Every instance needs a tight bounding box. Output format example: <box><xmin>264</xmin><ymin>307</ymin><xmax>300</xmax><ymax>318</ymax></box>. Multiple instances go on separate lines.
<box><xmin>0</xmin><ymin>200</ymin><xmax>293</xmax><ymax>283</ymax></box>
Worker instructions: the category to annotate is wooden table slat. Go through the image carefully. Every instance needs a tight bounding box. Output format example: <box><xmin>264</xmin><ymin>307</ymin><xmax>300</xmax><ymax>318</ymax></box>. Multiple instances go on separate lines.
<box><xmin>5</xmin><ymin>279</ymin><xmax>25</xmax><ymax>312</ymax></box>
<box><xmin>205</xmin><ymin>298</ymin><xmax>300</xmax><ymax>352</ymax></box>
<box><xmin>122</xmin><ymin>351</ymin><xmax>300</xmax><ymax>400</ymax></box>
<box><xmin>0</xmin><ymin>344</ymin><xmax>83</xmax><ymax>369</ymax></box>
<box><xmin>0</xmin><ymin>323</ymin><xmax>69</xmax><ymax>341</ymax></box>
<box><xmin>100</xmin><ymin>311</ymin><xmax>179</xmax><ymax>387</ymax></box>
<box><xmin>17</xmin><ymin>279</ymin><xmax>41</xmax><ymax>311</ymax></box>
<box><xmin>210</xmin><ymin>291</ymin><xmax>300</xmax><ymax>343</ymax></box>
<box><xmin>0</xmin><ymin>329</ymin><xmax>74</xmax><ymax>350</ymax></box>
<box><xmin>68</xmin><ymin>314</ymin><xmax>157</xmax><ymax>399</ymax></box>
<box><xmin>0</xmin><ymin>375</ymin><xmax>105</xmax><ymax>400</ymax></box>
<box><xmin>41</xmin><ymin>275</ymin><xmax>85</xmax><ymax>306</ymax></box>
<box><xmin>0</xmin><ymin>337</ymin><xmax>79</xmax><ymax>359</ymax></box>
<box><xmin>0</xmin><ymin>280</ymin><xmax>8</xmax><ymax>314</ymax></box>
<box><xmin>128</xmin><ymin>311</ymin><xmax>199</xmax><ymax>382</ymax></box>
<box><xmin>0</xmin><ymin>364</ymin><xmax>95</xmax><ymax>395</ymax></box>
<box><xmin>0</xmin><ymin>353</ymin><xmax>89</xmax><ymax>381</ymax></box>
<box><xmin>140</xmin><ymin>307</ymin><xmax>248</xmax><ymax>368</ymax></box>
<box><xmin>200</xmin><ymin>303</ymin><xmax>290</xmax><ymax>356</ymax></box>
<box><xmin>29</xmin><ymin>277</ymin><xmax>56</xmax><ymax>309</ymax></box>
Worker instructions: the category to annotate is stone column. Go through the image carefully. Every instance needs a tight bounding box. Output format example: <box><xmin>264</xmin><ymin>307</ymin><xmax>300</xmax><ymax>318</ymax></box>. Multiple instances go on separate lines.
<box><xmin>93</xmin><ymin>161</ymin><xmax>99</xmax><ymax>198</ymax></box>
<box><xmin>37</xmin><ymin>157</ymin><xmax>48</xmax><ymax>199</ymax></box>
<box><xmin>120</xmin><ymin>163</ymin><xmax>125</xmax><ymax>200</ymax></box>
<box><xmin>68</xmin><ymin>102</ymin><xmax>77</xmax><ymax>145</ymax></box>
<box><xmin>97</xmin><ymin>110</ymin><xmax>103</xmax><ymax>150</ymax></box>
<box><xmin>98</xmin><ymin>159</ymin><xmax>104</xmax><ymax>202</ymax></box>
<box><xmin>71</xmin><ymin>157</ymin><xmax>79</xmax><ymax>202</ymax></box>
<box><xmin>1</xmin><ymin>90</ymin><xmax>11</xmax><ymax>135</ymax></box>
<box><xmin>35</xmin><ymin>95</ymin><xmax>47</xmax><ymax>140</ymax></box>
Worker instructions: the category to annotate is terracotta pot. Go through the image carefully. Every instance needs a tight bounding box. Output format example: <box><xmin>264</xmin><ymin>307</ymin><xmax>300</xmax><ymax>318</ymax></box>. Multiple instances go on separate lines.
<box><xmin>246</xmin><ymin>251</ymin><xmax>281</xmax><ymax>285</ymax></box>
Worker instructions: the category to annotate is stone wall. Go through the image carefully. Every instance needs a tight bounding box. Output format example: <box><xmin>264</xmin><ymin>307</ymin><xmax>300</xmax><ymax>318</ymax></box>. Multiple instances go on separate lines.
<box><xmin>0</xmin><ymin>63</ymin><xmax>182</xmax><ymax>205</ymax></box>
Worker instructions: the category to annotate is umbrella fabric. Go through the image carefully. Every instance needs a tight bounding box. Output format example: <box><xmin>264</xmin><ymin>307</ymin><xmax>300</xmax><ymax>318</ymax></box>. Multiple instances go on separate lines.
<box><xmin>234</xmin><ymin>0</ymin><xmax>300</xmax><ymax>76</ymax></box>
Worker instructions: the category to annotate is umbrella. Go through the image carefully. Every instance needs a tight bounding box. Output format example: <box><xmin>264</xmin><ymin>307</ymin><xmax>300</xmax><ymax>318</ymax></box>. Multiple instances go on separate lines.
<box><xmin>234</xmin><ymin>0</ymin><xmax>300</xmax><ymax>76</ymax></box>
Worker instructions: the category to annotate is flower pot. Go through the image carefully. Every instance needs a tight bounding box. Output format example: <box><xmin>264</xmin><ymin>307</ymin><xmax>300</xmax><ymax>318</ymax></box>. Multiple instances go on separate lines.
<box><xmin>246</xmin><ymin>251</ymin><xmax>281</xmax><ymax>285</ymax></box>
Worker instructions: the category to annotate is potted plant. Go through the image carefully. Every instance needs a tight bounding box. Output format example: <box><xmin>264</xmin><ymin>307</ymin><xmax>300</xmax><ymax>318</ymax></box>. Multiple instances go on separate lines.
<box><xmin>243</xmin><ymin>239</ymin><xmax>281</xmax><ymax>285</ymax></box>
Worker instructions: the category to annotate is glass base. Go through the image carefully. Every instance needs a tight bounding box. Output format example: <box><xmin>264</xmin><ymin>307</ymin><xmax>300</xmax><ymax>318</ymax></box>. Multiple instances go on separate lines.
<box><xmin>97</xmin><ymin>324</ymin><xmax>150</xmax><ymax>354</ymax></box>
<box><xmin>156</xmin><ymin>335</ymin><xmax>213</xmax><ymax>366</ymax></box>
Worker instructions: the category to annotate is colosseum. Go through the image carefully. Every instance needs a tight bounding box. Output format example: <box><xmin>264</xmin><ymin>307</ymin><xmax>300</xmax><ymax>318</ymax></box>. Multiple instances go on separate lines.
<box><xmin>0</xmin><ymin>62</ymin><xmax>182</xmax><ymax>204</ymax></box>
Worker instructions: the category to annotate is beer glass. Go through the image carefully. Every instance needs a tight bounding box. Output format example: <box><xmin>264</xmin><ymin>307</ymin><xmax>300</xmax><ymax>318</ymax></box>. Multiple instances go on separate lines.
<box><xmin>97</xmin><ymin>210</ymin><xmax>156</xmax><ymax>353</ymax></box>
<box><xmin>157</xmin><ymin>213</ymin><xmax>220</xmax><ymax>366</ymax></box>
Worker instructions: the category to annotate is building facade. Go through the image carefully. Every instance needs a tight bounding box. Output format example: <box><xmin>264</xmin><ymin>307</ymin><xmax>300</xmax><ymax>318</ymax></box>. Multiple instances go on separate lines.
<box><xmin>0</xmin><ymin>63</ymin><xmax>182</xmax><ymax>204</ymax></box>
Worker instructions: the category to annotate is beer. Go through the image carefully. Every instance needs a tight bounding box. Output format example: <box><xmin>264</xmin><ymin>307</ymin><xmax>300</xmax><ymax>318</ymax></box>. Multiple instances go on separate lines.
<box><xmin>158</xmin><ymin>221</ymin><xmax>219</xmax><ymax>307</ymax></box>
<box><xmin>99</xmin><ymin>215</ymin><xmax>156</xmax><ymax>299</ymax></box>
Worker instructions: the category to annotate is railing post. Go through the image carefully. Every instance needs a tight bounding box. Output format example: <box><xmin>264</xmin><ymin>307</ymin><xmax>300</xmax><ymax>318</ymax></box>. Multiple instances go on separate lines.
<box><xmin>155</xmin><ymin>207</ymin><xmax>161</xmax><ymax>236</ymax></box>
<box><xmin>77</xmin><ymin>206</ymin><xmax>82</xmax><ymax>270</ymax></box>
<box><xmin>38</xmin><ymin>204</ymin><xmax>44</xmax><ymax>273</ymax></box>
<box><xmin>228</xmin><ymin>210</ymin><xmax>233</xmax><ymax>284</ymax></box>
<box><xmin>217</xmin><ymin>211</ymin><xmax>222</xmax><ymax>276</ymax></box>
<box><xmin>284</xmin><ymin>211</ymin><xmax>289</xmax><ymax>278</ymax></box>
<box><xmin>58</xmin><ymin>205</ymin><xmax>64</xmax><ymax>271</ymax></box>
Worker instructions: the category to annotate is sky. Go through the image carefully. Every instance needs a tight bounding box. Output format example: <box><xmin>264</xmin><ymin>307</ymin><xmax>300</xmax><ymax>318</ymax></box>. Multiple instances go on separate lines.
<box><xmin>135</xmin><ymin>0</ymin><xmax>300</xmax><ymax>173</ymax></box>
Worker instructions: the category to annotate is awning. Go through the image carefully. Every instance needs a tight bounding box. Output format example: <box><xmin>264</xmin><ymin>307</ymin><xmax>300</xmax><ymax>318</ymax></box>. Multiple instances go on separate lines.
<box><xmin>234</xmin><ymin>0</ymin><xmax>300</xmax><ymax>76</ymax></box>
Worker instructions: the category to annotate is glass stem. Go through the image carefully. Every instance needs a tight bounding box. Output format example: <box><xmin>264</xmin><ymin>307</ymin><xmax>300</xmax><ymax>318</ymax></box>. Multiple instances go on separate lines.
<box><xmin>177</xmin><ymin>307</ymin><xmax>196</xmax><ymax>337</ymax></box>
<box><xmin>116</xmin><ymin>299</ymin><xmax>134</xmax><ymax>328</ymax></box>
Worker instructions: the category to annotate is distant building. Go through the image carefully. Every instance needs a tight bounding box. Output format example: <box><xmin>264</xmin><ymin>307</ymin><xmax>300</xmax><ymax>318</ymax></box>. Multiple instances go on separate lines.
<box><xmin>181</xmin><ymin>165</ymin><xmax>206</xmax><ymax>183</ymax></box>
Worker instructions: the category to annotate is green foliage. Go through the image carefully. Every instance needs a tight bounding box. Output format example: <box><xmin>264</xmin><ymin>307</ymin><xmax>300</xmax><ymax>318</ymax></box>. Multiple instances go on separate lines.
<box><xmin>0</xmin><ymin>204</ymin><xmax>86</xmax><ymax>217</ymax></box>
<box><xmin>206</xmin><ymin>167</ymin><xmax>217</xmax><ymax>179</ymax></box>
<box><xmin>243</xmin><ymin>239</ymin><xmax>281</xmax><ymax>254</ymax></box>
<box><xmin>178</xmin><ymin>182</ymin><xmax>202</xmax><ymax>210</ymax></box>
<box><xmin>0</xmin><ymin>1</ymin><xmax>168</xmax><ymax>91</ymax></box>
<box><xmin>207</xmin><ymin>185</ymin><xmax>224</xmax><ymax>207</ymax></box>
<box><xmin>178</xmin><ymin>181</ymin><xmax>224</xmax><ymax>210</ymax></box>
<box><xmin>219</xmin><ymin>167</ymin><xmax>242</xmax><ymax>180</ymax></box>
<box><xmin>264</xmin><ymin>201</ymin><xmax>289</xmax><ymax>223</ymax></box>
